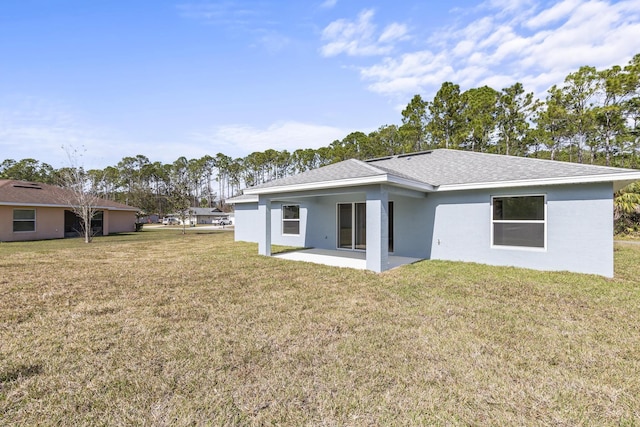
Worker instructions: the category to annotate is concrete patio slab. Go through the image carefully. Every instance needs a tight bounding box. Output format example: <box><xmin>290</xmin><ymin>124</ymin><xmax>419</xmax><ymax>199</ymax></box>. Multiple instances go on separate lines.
<box><xmin>273</xmin><ymin>248</ymin><xmax>422</xmax><ymax>271</ymax></box>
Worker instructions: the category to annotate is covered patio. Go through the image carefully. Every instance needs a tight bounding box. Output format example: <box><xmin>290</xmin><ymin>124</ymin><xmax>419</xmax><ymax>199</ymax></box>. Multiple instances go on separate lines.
<box><xmin>255</xmin><ymin>183</ymin><xmax>431</xmax><ymax>272</ymax></box>
<box><xmin>273</xmin><ymin>247</ymin><xmax>423</xmax><ymax>271</ymax></box>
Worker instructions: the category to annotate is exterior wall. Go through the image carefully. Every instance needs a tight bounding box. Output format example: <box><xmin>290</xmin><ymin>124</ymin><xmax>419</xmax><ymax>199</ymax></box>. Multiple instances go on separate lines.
<box><xmin>267</xmin><ymin>201</ymin><xmax>309</xmax><ymax>247</ymax></box>
<box><xmin>106</xmin><ymin>210</ymin><xmax>137</xmax><ymax>234</ymax></box>
<box><xmin>234</xmin><ymin>203</ymin><xmax>260</xmax><ymax>242</ymax></box>
<box><xmin>233</xmin><ymin>201</ymin><xmax>310</xmax><ymax>248</ymax></box>
<box><xmin>427</xmin><ymin>183</ymin><xmax>614</xmax><ymax>277</ymax></box>
<box><xmin>234</xmin><ymin>182</ymin><xmax>615</xmax><ymax>276</ymax></box>
<box><xmin>232</xmin><ymin>190</ymin><xmax>433</xmax><ymax>257</ymax></box>
<box><xmin>234</xmin><ymin>194</ymin><xmax>370</xmax><ymax>249</ymax></box>
<box><xmin>305</xmin><ymin>192</ymin><xmax>365</xmax><ymax>250</ymax></box>
<box><xmin>390</xmin><ymin>195</ymin><xmax>432</xmax><ymax>258</ymax></box>
<box><xmin>0</xmin><ymin>206</ymin><xmax>136</xmax><ymax>241</ymax></box>
<box><xmin>304</xmin><ymin>192</ymin><xmax>432</xmax><ymax>258</ymax></box>
<box><xmin>0</xmin><ymin>206</ymin><xmax>65</xmax><ymax>242</ymax></box>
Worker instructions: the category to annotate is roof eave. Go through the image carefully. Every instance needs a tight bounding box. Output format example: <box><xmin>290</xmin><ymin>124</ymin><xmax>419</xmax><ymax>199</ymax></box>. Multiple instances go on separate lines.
<box><xmin>238</xmin><ymin>170</ymin><xmax>640</xmax><ymax>197</ymax></box>
<box><xmin>227</xmin><ymin>196</ymin><xmax>259</xmax><ymax>204</ymax></box>
<box><xmin>437</xmin><ymin>172</ymin><xmax>640</xmax><ymax>192</ymax></box>
<box><xmin>243</xmin><ymin>174</ymin><xmax>437</xmax><ymax>195</ymax></box>
<box><xmin>244</xmin><ymin>175</ymin><xmax>389</xmax><ymax>195</ymax></box>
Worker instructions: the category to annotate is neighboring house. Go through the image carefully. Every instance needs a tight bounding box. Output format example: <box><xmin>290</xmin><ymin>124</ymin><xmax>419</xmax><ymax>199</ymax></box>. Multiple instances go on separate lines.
<box><xmin>228</xmin><ymin>149</ymin><xmax>640</xmax><ymax>277</ymax></box>
<box><xmin>188</xmin><ymin>207</ymin><xmax>232</xmax><ymax>225</ymax></box>
<box><xmin>0</xmin><ymin>180</ymin><xmax>139</xmax><ymax>242</ymax></box>
<box><xmin>166</xmin><ymin>207</ymin><xmax>232</xmax><ymax>225</ymax></box>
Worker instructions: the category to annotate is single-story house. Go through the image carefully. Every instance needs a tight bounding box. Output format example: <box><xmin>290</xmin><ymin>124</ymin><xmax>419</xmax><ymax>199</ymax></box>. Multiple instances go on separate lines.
<box><xmin>0</xmin><ymin>179</ymin><xmax>139</xmax><ymax>242</ymax></box>
<box><xmin>228</xmin><ymin>149</ymin><xmax>640</xmax><ymax>277</ymax></box>
<box><xmin>163</xmin><ymin>208</ymin><xmax>232</xmax><ymax>225</ymax></box>
<box><xmin>185</xmin><ymin>207</ymin><xmax>232</xmax><ymax>225</ymax></box>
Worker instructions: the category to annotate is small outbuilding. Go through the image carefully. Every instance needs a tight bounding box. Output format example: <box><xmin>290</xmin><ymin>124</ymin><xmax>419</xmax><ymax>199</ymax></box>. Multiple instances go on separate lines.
<box><xmin>0</xmin><ymin>179</ymin><xmax>139</xmax><ymax>242</ymax></box>
<box><xmin>229</xmin><ymin>149</ymin><xmax>640</xmax><ymax>277</ymax></box>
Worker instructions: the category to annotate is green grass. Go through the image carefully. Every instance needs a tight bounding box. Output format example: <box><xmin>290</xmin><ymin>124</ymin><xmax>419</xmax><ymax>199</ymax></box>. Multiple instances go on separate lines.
<box><xmin>1</xmin><ymin>229</ymin><xmax>639</xmax><ymax>425</ymax></box>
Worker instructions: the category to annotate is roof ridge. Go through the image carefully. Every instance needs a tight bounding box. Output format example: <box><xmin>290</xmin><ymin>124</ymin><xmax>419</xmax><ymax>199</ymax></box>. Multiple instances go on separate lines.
<box><xmin>349</xmin><ymin>158</ymin><xmax>388</xmax><ymax>175</ymax></box>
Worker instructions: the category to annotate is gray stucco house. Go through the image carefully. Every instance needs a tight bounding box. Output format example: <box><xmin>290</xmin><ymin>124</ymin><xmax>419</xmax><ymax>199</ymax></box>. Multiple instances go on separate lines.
<box><xmin>229</xmin><ymin>149</ymin><xmax>640</xmax><ymax>277</ymax></box>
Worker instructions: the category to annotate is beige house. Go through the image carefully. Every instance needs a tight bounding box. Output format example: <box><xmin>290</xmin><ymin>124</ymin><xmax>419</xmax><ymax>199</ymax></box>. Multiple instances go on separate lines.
<box><xmin>0</xmin><ymin>180</ymin><xmax>139</xmax><ymax>242</ymax></box>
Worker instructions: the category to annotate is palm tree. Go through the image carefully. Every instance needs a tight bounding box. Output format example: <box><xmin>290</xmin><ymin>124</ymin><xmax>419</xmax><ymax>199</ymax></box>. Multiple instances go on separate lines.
<box><xmin>614</xmin><ymin>182</ymin><xmax>640</xmax><ymax>235</ymax></box>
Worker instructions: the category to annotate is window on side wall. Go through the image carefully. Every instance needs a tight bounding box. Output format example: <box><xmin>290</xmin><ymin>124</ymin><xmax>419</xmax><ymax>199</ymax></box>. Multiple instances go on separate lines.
<box><xmin>282</xmin><ymin>205</ymin><xmax>300</xmax><ymax>235</ymax></box>
<box><xmin>13</xmin><ymin>209</ymin><xmax>36</xmax><ymax>232</ymax></box>
<box><xmin>492</xmin><ymin>195</ymin><xmax>545</xmax><ymax>249</ymax></box>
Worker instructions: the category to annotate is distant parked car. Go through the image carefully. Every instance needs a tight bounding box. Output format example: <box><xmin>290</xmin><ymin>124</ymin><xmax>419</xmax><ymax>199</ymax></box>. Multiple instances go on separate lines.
<box><xmin>162</xmin><ymin>217</ymin><xmax>179</xmax><ymax>225</ymax></box>
<box><xmin>214</xmin><ymin>218</ymin><xmax>231</xmax><ymax>226</ymax></box>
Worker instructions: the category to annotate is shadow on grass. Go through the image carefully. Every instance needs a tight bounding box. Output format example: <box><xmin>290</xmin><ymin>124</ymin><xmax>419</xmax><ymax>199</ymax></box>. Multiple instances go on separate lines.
<box><xmin>0</xmin><ymin>364</ymin><xmax>42</xmax><ymax>384</ymax></box>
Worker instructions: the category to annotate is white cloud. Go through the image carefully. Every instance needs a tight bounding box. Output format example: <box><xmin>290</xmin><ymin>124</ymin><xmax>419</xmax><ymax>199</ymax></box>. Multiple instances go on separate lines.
<box><xmin>0</xmin><ymin>96</ymin><xmax>349</xmax><ymax>170</ymax></box>
<box><xmin>0</xmin><ymin>96</ymin><xmax>210</xmax><ymax>169</ymax></box>
<box><xmin>320</xmin><ymin>0</ymin><xmax>337</xmax><ymax>9</ymax></box>
<box><xmin>522</xmin><ymin>0</ymin><xmax>640</xmax><ymax>72</ymax></box>
<box><xmin>476</xmin><ymin>24</ymin><xmax>516</xmax><ymax>52</ymax></box>
<box><xmin>459</xmin><ymin>16</ymin><xmax>495</xmax><ymax>41</ymax></box>
<box><xmin>190</xmin><ymin>121</ymin><xmax>348</xmax><ymax>156</ymax></box>
<box><xmin>525</xmin><ymin>0</ymin><xmax>580</xmax><ymax>29</ymax></box>
<box><xmin>453</xmin><ymin>39</ymin><xmax>476</xmax><ymax>57</ymax></box>
<box><xmin>378</xmin><ymin>22</ymin><xmax>409</xmax><ymax>43</ymax></box>
<box><xmin>350</xmin><ymin>0</ymin><xmax>640</xmax><ymax>101</ymax></box>
<box><xmin>320</xmin><ymin>9</ymin><xmax>408</xmax><ymax>57</ymax></box>
<box><xmin>254</xmin><ymin>31</ymin><xmax>291</xmax><ymax>53</ymax></box>
<box><xmin>360</xmin><ymin>50</ymin><xmax>456</xmax><ymax>95</ymax></box>
<box><xmin>484</xmin><ymin>0</ymin><xmax>537</xmax><ymax>15</ymax></box>
<box><xmin>176</xmin><ymin>2</ymin><xmax>262</xmax><ymax>26</ymax></box>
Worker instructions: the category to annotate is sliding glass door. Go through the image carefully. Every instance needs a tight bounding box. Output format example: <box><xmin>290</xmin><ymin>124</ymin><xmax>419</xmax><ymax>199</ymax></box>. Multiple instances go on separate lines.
<box><xmin>337</xmin><ymin>202</ymin><xmax>393</xmax><ymax>252</ymax></box>
<box><xmin>338</xmin><ymin>203</ymin><xmax>353</xmax><ymax>249</ymax></box>
<box><xmin>354</xmin><ymin>203</ymin><xmax>367</xmax><ymax>250</ymax></box>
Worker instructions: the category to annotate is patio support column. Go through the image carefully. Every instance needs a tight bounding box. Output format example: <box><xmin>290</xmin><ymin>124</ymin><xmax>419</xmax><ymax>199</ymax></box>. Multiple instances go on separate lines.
<box><xmin>366</xmin><ymin>185</ymin><xmax>388</xmax><ymax>272</ymax></box>
<box><xmin>258</xmin><ymin>196</ymin><xmax>271</xmax><ymax>256</ymax></box>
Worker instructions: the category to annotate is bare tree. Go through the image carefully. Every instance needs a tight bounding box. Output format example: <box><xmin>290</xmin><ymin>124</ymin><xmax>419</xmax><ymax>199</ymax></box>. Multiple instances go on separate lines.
<box><xmin>57</xmin><ymin>146</ymin><xmax>103</xmax><ymax>243</ymax></box>
<box><xmin>167</xmin><ymin>166</ymin><xmax>192</xmax><ymax>235</ymax></box>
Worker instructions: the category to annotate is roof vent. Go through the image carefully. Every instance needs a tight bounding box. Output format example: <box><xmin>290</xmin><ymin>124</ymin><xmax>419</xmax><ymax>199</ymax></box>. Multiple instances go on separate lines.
<box><xmin>12</xmin><ymin>183</ymin><xmax>42</xmax><ymax>190</ymax></box>
<box><xmin>365</xmin><ymin>155</ymin><xmax>393</xmax><ymax>163</ymax></box>
<box><xmin>397</xmin><ymin>150</ymin><xmax>433</xmax><ymax>159</ymax></box>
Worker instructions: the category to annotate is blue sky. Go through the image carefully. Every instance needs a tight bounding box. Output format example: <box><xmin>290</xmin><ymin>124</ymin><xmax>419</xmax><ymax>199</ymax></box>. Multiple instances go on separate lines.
<box><xmin>1</xmin><ymin>0</ymin><xmax>638</xmax><ymax>169</ymax></box>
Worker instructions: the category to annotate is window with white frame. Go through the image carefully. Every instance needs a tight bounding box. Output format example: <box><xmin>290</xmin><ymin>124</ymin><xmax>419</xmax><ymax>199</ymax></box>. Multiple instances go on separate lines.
<box><xmin>13</xmin><ymin>209</ymin><xmax>36</xmax><ymax>232</ymax></box>
<box><xmin>282</xmin><ymin>205</ymin><xmax>300</xmax><ymax>235</ymax></box>
<box><xmin>492</xmin><ymin>195</ymin><xmax>545</xmax><ymax>248</ymax></box>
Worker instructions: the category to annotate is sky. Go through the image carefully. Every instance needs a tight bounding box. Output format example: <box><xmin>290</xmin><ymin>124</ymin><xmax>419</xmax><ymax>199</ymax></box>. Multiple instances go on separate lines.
<box><xmin>0</xmin><ymin>0</ymin><xmax>638</xmax><ymax>170</ymax></box>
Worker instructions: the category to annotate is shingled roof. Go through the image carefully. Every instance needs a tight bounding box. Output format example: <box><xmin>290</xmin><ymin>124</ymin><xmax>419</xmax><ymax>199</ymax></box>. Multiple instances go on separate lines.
<box><xmin>242</xmin><ymin>149</ymin><xmax>640</xmax><ymax>196</ymax></box>
<box><xmin>367</xmin><ymin>150</ymin><xmax>639</xmax><ymax>187</ymax></box>
<box><xmin>248</xmin><ymin>158</ymin><xmax>393</xmax><ymax>190</ymax></box>
<box><xmin>0</xmin><ymin>180</ymin><xmax>138</xmax><ymax>211</ymax></box>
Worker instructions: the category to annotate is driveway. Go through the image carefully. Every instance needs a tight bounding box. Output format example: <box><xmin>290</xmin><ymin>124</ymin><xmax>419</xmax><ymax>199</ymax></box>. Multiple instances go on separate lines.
<box><xmin>615</xmin><ymin>240</ymin><xmax>640</xmax><ymax>245</ymax></box>
<box><xmin>144</xmin><ymin>224</ymin><xmax>233</xmax><ymax>231</ymax></box>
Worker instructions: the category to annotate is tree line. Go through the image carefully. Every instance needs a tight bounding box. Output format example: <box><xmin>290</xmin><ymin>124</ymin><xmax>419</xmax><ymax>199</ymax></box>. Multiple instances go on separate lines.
<box><xmin>1</xmin><ymin>54</ymin><xmax>640</xmax><ymax>224</ymax></box>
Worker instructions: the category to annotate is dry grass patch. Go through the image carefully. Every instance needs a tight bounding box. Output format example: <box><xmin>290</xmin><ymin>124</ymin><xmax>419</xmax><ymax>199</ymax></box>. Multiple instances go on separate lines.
<box><xmin>1</xmin><ymin>229</ymin><xmax>639</xmax><ymax>425</ymax></box>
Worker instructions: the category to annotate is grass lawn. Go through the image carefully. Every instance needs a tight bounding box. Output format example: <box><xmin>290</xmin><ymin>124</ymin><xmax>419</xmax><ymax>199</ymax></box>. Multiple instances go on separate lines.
<box><xmin>1</xmin><ymin>229</ymin><xmax>639</xmax><ymax>425</ymax></box>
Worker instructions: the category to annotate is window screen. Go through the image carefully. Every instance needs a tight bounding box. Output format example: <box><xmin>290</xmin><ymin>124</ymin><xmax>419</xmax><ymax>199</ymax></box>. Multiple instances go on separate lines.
<box><xmin>492</xmin><ymin>196</ymin><xmax>545</xmax><ymax>248</ymax></box>
<box><xmin>282</xmin><ymin>205</ymin><xmax>300</xmax><ymax>235</ymax></box>
<box><xmin>13</xmin><ymin>209</ymin><xmax>36</xmax><ymax>232</ymax></box>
